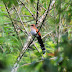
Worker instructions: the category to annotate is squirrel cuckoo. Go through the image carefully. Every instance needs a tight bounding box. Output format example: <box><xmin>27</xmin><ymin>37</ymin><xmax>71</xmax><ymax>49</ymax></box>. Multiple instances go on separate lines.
<box><xmin>30</xmin><ymin>24</ymin><xmax>45</xmax><ymax>54</ymax></box>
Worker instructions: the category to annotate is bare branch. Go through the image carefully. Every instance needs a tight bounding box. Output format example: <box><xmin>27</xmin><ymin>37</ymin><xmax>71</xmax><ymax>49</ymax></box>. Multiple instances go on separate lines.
<box><xmin>34</xmin><ymin>2</ymin><xmax>46</xmax><ymax>11</ymax></box>
<box><xmin>38</xmin><ymin>0</ymin><xmax>55</xmax><ymax>24</ymax></box>
<box><xmin>4</xmin><ymin>15</ymin><xmax>35</xmax><ymax>23</ymax></box>
<box><xmin>20</xmin><ymin>1</ymin><xmax>35</xmax><ymax>20</ymax></box>
<box><xmin>13</xmin><ymin>19</ymin><xmax>35</xmax><ymax>23</ymax></box>
<box><xmin>21</xmin><ymin>60</ymin><xmax>43</xmax><ymax>67</ymax></box>
<box><xmin>14</xmin><ymin>24</ymin><xmax>26</xmax><ymax>33</ymax></box>
<box><xmin>42</xmin><ymin>31</ymin><xmax>53</xmax><ymax>39</ymax></box>
<box><xmin>4</xmin><ymin>3</ymin><xmax>23</xmax><ymax>47</ymax></box>
<box><xmin>21</xmin><ymin>56</ymin><xmax>57</xmax><ymax>67</ymax></box>
<box><xmin>33</xmin><ymin>42</ymin><xmax>40</xmax><ymax>53</ymax></box>
<box><xmin>36</xmin><ymin>0</ymin><xmax>39</xmax><ymax>25</ymax></box>
<box><xmin>39</xmin><ymin>4</ymin><xmax>46</xmax><ymax>11</ymax></box>
<box><xmin>38</xmin><ymin>0</ymin><xmax>51</xmax><ymax>32</ymax></box>
<box><xmin>4</xmin><ymin>4</ymin><xmax>17</xmax><ymax>34</ymax></box>
<box><xmin>21</xmin><ymin>15</ymin><xmax>33</xmax><ymax>17</ymax></box>
<box><xmin>14</xmin><ymin>7</ymin><xmax>29</xmax><ymax>35</ymax></box>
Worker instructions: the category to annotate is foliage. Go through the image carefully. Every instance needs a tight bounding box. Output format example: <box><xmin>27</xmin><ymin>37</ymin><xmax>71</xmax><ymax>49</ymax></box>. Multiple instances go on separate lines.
<box><xmin>0</xmin><ymin>0</ymin><xmax>19</xmax><ymax>8</ymax></box>
<box><xmin>0</xmin><ymin>0</ymin><xmax>72</xmax><ymax>72</ymax></box>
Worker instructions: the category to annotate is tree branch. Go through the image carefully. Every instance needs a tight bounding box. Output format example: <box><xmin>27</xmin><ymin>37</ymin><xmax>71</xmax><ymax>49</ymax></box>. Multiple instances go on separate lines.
<box><xmin>36</xmin><ymin>0</ymin><xmax>39</xmax><ymax>25</ymax></box>
<box><xmin>11</xmin><ymin>0</ymin><xmax>56</xmax><ymax>72</ymax></box>
<box><xmin>21</xmin><ymin>60</ymin><xmax>43</xmax><ymax>67</ymax></box>
<box><xmin>38</xmin><ymin>0</ymin><xmax>55</xmax><ymax>24</ymax></box>
<box><xmin>4</xmin><ymin>3</ymin><xmax>23</xmax><ymax>46</ymax></box>
<box><xmin>4</xmin><ymin>4</ymin><xmax>17</xmax><ymax>35</ymax></box>
<box><xmin>13</xmin><ymin>19</ymin><xmax>35</xmax><ymax>23</ymax></box>
<box><xmin>14</xmin><ymin>7</ymin><xmax>29</xmax><ymax>35</ymax></box>
<box><xmin>34</xmin><ymin>1</ymin><xmax>46</xmax><ymax>11</ymax></box>
<box><xmin>20</xmin><ymin>1</ymin><xmax>35</xmax><ymax>20</ymax></box>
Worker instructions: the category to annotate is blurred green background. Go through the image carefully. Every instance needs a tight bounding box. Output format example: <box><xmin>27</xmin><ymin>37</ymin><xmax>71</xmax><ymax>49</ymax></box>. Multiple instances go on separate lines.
<box><xmin>0</xmin><ymin>0</ymin><xmax>72</xmax><ymax>72</ymax></box>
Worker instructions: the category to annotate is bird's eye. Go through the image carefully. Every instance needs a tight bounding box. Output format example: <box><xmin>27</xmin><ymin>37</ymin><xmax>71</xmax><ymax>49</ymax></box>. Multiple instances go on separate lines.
<box><xmin>31</xmin><ymin>25</ymin><xmax>33</xmax><ymax>26</ymax></box>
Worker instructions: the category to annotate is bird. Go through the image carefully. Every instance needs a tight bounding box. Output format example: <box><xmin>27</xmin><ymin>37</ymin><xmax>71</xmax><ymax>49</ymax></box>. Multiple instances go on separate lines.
<box><xmin>30</xmin><ymin>24</ymin><xmax>46</xmax><ymax>54</ymax></box>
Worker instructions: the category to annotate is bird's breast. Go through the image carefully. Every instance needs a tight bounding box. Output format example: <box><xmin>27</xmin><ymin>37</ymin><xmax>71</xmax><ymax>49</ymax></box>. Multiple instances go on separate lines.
<box><xmin>31</xmin><ymin>29</ymin><xmax>37</xmax><ymax>35</ymax></box>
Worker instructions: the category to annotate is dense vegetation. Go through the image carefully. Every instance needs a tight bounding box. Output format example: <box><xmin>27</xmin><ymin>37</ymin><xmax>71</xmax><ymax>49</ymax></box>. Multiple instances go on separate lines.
<box><xmin>0</xmin><ymin>0</ymin><xmax>72</xmax><ymax>72</ymax></box>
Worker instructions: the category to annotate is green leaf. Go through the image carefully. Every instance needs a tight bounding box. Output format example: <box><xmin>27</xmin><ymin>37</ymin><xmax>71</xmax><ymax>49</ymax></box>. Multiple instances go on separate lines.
<box><xmin>30</xmin><ymin>0</ymin><xmax>34</xmax><ymax>3</ymax></box>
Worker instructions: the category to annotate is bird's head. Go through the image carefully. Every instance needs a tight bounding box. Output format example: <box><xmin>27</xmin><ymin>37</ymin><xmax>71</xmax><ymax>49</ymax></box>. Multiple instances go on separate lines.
<box><xmin>31</xmin><ymin>24</ymin><xmax>35</xmax><ymax>27</ymax></box>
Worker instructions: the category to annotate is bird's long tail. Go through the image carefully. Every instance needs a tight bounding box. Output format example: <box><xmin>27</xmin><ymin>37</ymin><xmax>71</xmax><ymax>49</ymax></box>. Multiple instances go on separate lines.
<box><xmin>37</xmin><ymin>35</ymin><xmax>45</xmax><ymax>54</ymax></box>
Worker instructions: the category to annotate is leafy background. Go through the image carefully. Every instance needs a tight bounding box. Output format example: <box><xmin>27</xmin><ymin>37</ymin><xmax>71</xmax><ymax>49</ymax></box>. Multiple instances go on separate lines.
<box><xmin>0</xmin><ymin>0</ymin><xmax>72</xmax><ymax>72</ymax></box>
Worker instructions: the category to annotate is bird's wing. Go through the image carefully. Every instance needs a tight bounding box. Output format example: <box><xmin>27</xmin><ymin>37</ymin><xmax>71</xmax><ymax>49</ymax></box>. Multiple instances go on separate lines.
<box><xmin>35</xmin><ymin>28</ymin><xmax>41</xmax><ymax>36</ymax></box>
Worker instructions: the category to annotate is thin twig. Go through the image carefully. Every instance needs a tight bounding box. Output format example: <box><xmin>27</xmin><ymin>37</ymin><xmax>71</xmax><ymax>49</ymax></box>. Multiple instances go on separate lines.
<box><xmin>21</xmin><ymin>60</ymin><xmax>43</xmax><ymax>67</ymax></box>
<box><xmin>33</xmin><ymin>42</ymin><xmax>40</xmax><ymax>53</ymax></box>
<box><xmin>4</xmin><ymin>3</ymin><xmax>17</xmax><ymax>35</ymax></box>
<box><xmin>21</xmin><ymin>15</ymin><xmax>33</xmax><ymax>17</ymax></box>
<box><xmin>4</xmin><ymin>15</ymin><xmax>35</xmax><ymax>23</ymax></box>
<box><xmin>42</xmin><ymin>31</ymin><xmax>53</xmax><ymax>39</ymax></box>
<box><xmin>21</xmin><ymin>57</ymin><xmax>57</xmax><ymax>67</ymax></box>
<box><xmin>38</xmin><ymin>0</ymin><xmax>51</xmax><ymax>32</ymax></box>
<box><xmin>14</xmin><ymin>7</ymin><xmax>29</xmax><ymax>35</ymax></box>
<box><xmin>20</xmin><ymin>1</ymin><xmax>35</xmax><ymax>20</ymax></box>
<box><xmin>14</xmin><ymin>24</ymin><xmax>26</xmax><ymax>33</ymax></box>
<box><xmin>13</xmin><ymin>19</ymin><xmax>35</xmax><ymax>23</ymax></box>
<box><xmin>36</xmin><ymin>0</ymin><xmax>39</xmax><ymax>25</ymax></box>
<box><xmin>38</xmin><ymin>0</ymin><xmax>55</xmax><ymax>24</ymax></box>
<box><xmin>4</xmin><ymin>3</ymin><xmax>23</xmax><ymax>49</ymax></box>
<box><xmin>34</xmin><ymin>1</ymin><xmax>46</xmax><ymax>11</ymax></box>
